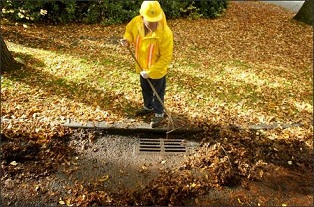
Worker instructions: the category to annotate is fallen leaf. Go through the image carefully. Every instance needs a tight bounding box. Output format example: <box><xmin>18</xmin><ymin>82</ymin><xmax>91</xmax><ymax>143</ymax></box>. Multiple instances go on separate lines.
<box><xmin>9</xmin><ymin>161</ymin><xmax>18</xmax><ymax>166</ymax></box>
<box><xmin>99</xmin><ymin>175</ymin><xmax>110</xmax><ymax>182</ymax></box>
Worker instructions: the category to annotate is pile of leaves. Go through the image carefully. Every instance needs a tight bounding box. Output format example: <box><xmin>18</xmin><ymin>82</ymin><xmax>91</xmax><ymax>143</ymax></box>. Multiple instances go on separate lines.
<box><xmin>1</xmin><ymin>1</ymin><xmax>313</xmax><ymax>206</ymax></box>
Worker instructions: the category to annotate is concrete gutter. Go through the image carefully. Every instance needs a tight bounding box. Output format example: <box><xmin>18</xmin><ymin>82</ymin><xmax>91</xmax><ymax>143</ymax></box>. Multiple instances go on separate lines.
<box><xmin>63</xmin><ymin>120</ymin><xmax>301</xmax><ymax>136</ymax></box>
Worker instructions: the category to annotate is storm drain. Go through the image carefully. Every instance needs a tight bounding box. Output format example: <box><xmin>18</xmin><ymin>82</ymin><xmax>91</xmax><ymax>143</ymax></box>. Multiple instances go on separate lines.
<box><xmin>136</xmin><ymin>138</ymin><xmax>187</xmax><ymax>154</ymax></box>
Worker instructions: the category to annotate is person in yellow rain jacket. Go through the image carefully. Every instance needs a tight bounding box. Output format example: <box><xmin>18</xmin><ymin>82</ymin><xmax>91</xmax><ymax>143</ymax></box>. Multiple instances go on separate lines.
<box><xmin>120</xmin><ymin>1</ymin><xmax>173</xmax><ymax>128</ymax></box>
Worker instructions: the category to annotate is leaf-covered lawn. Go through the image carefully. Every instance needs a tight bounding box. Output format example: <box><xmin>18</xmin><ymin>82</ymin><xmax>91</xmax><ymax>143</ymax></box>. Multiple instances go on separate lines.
<box><xmin>1</xmin><ymin>1</ymin><xmax>312</xmax><ymax>143</ymax></box>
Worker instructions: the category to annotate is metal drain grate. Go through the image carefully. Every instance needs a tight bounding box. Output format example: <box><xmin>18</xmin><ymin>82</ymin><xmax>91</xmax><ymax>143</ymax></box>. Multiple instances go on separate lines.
<box><xmin>137</xmin><ymin>138</ymin><xmax>186</xmax><ymax>154</ymax></box>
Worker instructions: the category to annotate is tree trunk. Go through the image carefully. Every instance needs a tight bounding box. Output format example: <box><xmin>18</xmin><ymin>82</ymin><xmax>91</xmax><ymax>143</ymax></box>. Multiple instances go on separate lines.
<box><xmin>293</xmin><ymin>0</ymin><xmax>313</xmax><ymax>25</ymax></box>
<box><xmin>0</xmin><ymin>33</ymin><xmax>23</xmax><ymax>72</ymax></box>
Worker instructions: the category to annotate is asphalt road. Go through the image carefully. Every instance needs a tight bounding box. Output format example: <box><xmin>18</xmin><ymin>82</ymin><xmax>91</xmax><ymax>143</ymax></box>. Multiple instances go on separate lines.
<box><xmin>262</xmin><ymin>1</ymin><xmax>305</xmax><ymax>12</ymax></box>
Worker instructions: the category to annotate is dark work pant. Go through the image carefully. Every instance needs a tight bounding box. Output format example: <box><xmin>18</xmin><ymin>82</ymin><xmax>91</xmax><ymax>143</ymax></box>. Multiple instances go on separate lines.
<box><xmin>140</xmin><ymin>75</ymin><xmax>166</xmax><ymax>115</ymax></box>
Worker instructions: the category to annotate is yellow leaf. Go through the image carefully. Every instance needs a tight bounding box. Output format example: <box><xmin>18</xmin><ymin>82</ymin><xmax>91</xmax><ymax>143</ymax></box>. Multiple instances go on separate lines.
<box><xmin>99</xmin><ymin>175</ymin><xmax>110</xmax><ymax>182</ymax></box>
<box><xmin>237</xmin><ymin>198</ymin><xmax>244</xmax><ymax>204</ymax></box>
<box><xmin>259</xmin><ymin>170</ymin><xmax>264</xmax><ymax>177</ymax></box>
<box><xmin>66</xmin><ymin>198</ymin><xmax>73</xmax><ymax>206</ymax></box>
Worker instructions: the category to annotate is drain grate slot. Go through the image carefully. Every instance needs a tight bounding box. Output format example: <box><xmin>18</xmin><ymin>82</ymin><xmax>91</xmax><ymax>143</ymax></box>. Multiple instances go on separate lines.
<box><xmin>137</xmin><ymin>138</ymin><xmax>187</xmax><ymax>154</ymax></box>
<box><xmin>141</xmin><ymin>142</ymin><xmax>159</xmax><ymax>145</ymax></box>
<box><xmin>165</xmin><ymin>149</ymin><xmax>186</xmax><ymax>152</ymax></box>
<box><xmin>164</xmin><ymin>146</ymin><xmax>186</xmax><ymax>149</ymax></box>
<box><xmin>139</xmin><ymin>138</ymin><xmax>161</xmax><ymax>152</ymax></box>
<box><xmin>140</xmin><ymin>146</ymin><xmax>160</xmax><ymax>149</ymax></box>
<box><xmin>140</xmin><ymin>149</ymin><xmax>161</xmax><ymax>152</ymax></box>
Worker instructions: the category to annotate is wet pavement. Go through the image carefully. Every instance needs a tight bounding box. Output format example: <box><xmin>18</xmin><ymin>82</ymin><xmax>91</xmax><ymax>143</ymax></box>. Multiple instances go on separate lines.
<box><xmin>54</xmin><ymin>134</ymin><xmax>200</xmax><ymax>194</ymax></box>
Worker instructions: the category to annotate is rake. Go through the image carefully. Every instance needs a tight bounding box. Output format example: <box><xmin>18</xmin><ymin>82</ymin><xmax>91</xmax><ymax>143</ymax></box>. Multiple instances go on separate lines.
<box><xmin>125</xmin><ymin>45</ymin><xmax>176</xmax><ymax>135</ymax></box>
<box><xmin>63</xmin><ymin>37</ymin><xmax>204</xmax><ymax>136</ymax></box>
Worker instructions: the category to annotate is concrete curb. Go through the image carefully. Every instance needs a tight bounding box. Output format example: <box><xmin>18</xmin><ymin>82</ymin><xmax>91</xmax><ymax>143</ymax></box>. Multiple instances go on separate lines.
<box><xmin>63</xmin><ymin>121</ymin><xmax>204</xmax><ymax>135</ymax></box>
<box><xmin>62</xmin><ymin>120</ymin><xmax>302</xmax><ymax>136</ymax></box>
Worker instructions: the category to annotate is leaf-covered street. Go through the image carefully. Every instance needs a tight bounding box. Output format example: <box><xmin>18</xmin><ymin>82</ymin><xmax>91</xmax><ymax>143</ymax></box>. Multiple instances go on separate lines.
<box><xmin>1</xmin><ymin>2</ymin><xmax>313</xmax><ymax>206</ymax></box>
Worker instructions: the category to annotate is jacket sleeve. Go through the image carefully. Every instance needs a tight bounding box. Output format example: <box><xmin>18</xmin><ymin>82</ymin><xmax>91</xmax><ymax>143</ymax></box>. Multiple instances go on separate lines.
<box><xmin>147</xmin><ymin>27</ymin><xmax>173</xmax><ymax>78</ymax></box>
<box><xmin>123</xmin><ymin>17</ymin><xmax>138</xmax><ymax>43</ymax></box>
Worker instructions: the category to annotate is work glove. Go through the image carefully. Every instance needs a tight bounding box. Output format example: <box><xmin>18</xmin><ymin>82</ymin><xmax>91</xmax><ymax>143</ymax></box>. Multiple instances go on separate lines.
<box><xmin>140</xmin><ymin>71</ymin><xmax>149</xmax><ymax>79</ymax></box>
<box><xmin>120</xmin><ymin>39</ymin><xmax>130</xmax><ymax>47</ymax></box>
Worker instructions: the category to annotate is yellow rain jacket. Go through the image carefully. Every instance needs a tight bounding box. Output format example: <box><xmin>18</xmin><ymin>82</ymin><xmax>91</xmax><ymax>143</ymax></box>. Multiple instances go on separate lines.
<box><xmin>123</xmin><ymin>12</ymin><xmax>173</xmax><ymax>79</ymax></box>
